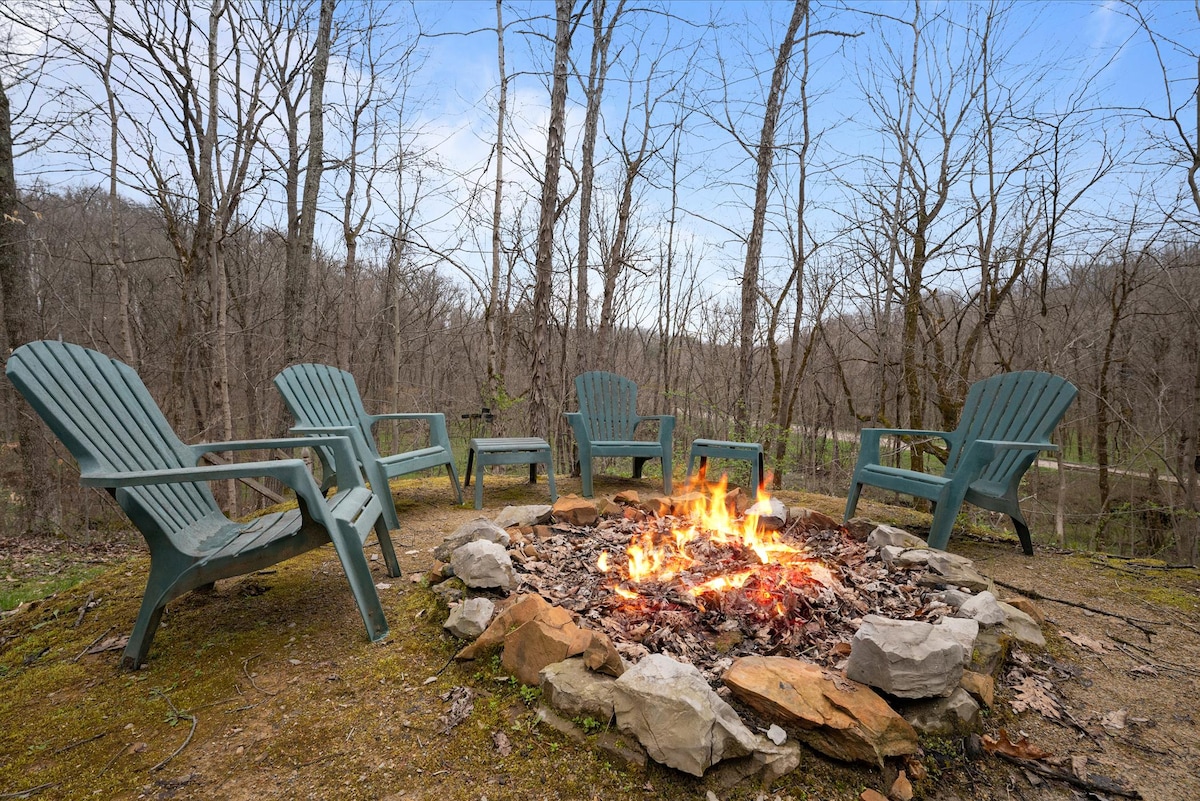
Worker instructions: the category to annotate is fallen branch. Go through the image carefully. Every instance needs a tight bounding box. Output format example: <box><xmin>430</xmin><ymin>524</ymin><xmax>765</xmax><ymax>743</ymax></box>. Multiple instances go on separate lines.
<box><xmin>993</xmin><ymin>752</ymin><xmax>1142</xmax><ymax>798</ymax></box>
<box><xmin>52</xmin><ymin>730</ymin><xmax>108</xmax><ymax>754</ymax></box>
<box><xmin>73</xmin><ymin>627</ymin><xmax>113</xmax><ymax>663</ymax></box>
<box><xmin>992</xmin><ymin>579</ymin><xmax>1160</xmax><ymax>639</ymax></box>
<box><xmin>73</xmin><ymin>592</ymin><xmax>94</xmax><ymax>628</ymax></box>
<box><xmin>150</xmin><ymin>690</ymin><xmax>197</xmax><ymax>772</ymax></box>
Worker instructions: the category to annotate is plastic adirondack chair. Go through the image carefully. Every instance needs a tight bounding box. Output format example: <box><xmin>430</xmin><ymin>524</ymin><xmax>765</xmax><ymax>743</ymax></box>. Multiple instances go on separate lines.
<box><xmin>843</xmin><ymin>371</ymin><xmax>1077</xmax><ymax>555</ymax></box>
<box><xmin>6</xmin><ymin>341</ymin><xmax>399</xmax><ymax>670</ymax></box>
<box><xmin>274</xmin><ymin>363</ymin><xmax>462</xmax><ymax>529</ymax></box>
<box><xmin>565</xmin><ymin>371</ymin><xmax>675</xmax><ymax>498</ymax></box>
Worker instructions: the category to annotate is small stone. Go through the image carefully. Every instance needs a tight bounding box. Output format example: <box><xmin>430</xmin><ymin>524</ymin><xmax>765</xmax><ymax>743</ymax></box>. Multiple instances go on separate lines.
<box><xmin>613</xmin><ymin>490</ymin><xmax>641</xmax><ymax>505</ymax></box>
<box><xmin>889</xmin><ymin>769</ymin><xmax>914</xmax><ymax>801</ymax></box>
<box><xmin>959</xmin><ymin>670</ymin><xmax>995</xmax><ymax>708</ymax></box>
<box><xmin>766</xmin><ymin>724</ymin><xmax>787</xmax><ymax>745</ymax></box>
<box><xmin>444</xmin><ymin>597</ymin><xmax>496</xmax><ymax>640</ymax></box>
<box><xmin>450</xmin><ymin>540</ymin><xmax>514</xmax><ymax>591</ymax></box>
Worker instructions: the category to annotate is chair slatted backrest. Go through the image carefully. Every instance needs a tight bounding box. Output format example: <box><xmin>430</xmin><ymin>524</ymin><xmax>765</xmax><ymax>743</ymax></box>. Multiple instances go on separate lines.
<box><xmin>575</xmin><ymin>371</ymin><xmax>640</xmax><ymax>441</ymax></box>
<box><xmin>6</xmin><ymin>341</ymin><xmax>219</xmax><ymax>539</ymax></box>
<box><xmin>947</xmin><ymin>371</ymin><xmax>1078</xmax><ymax>485</ymax></box>
<box><xmin>275</xmin><ymin>364</ymin><xmax>379</xmax><ymax>458</ymax></box>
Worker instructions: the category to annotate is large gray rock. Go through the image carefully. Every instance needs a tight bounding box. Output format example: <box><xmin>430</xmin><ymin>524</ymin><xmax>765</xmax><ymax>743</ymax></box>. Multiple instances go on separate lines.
<box><xmin>444</xmin><ymin>597</ymin><xmax>495</xmax><ymax>640</ymax></box>
<box><xmin>957</xmin><ymin>591</ymin><xmax>1006</xmax><ymax>626</ymax></box>
<box><xmin>493</xmin><ymin>505</ymin><xmax>553</xmax><ymax>529</ymax></box>
<box><xmin>450</xmin><ymin>540</ymin><xmax>514</xmax><ymax>591</ymax></box>
<box><xmin>998</xmin><ymin>602</ymin><xmax>1046</xmax><ymax>647</ymax></box>
<box><xmin>612</xmin><ymin>653</ymin><xmax>758</xmax><ymax>777</ymax></box>
<box><xmin>845</xmin><ymin>615</ymin><xmax>965</xmax><ymax>699</ymax></box>
<box><xmin>435</xmin><ymin>517</ymin><xmax>510</xmax><ymax>562</ymax></box>
<box><xmin>868</xmin><ymin>525</ymin><xmax>929</xmax><ymax>550</ymax></box>
<box><xmin>540</xmin><ymin>658</ymin><xmax>619</xmax><ymax>721</ymax></box>
<box><xmin>933</xmin><ymin>617</ymin><xmax>979</xmax><ymax>666</ymax></box>
<box><xmin>920</xmin><ymin>551</ymin><xmax>991</xmax><ymax>593</ymax></box>
<box><xmin>899</xmin><ymin>687</ymin><xmax>982</xmax><ymax>736</ymax></box>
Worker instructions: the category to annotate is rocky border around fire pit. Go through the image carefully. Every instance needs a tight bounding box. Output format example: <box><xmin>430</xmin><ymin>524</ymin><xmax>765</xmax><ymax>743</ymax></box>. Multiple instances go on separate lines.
<box><xmin>423</xmin><ymin>493</ymin><xmax>1053</xmax><ymax>800</ymax></box>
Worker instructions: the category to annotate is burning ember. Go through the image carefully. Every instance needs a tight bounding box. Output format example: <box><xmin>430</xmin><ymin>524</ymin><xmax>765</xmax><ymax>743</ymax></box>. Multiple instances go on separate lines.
<box><xmin>512</xmin><ymin>477</ymin><xmax>949</xmax><ymax>682</ymax></box>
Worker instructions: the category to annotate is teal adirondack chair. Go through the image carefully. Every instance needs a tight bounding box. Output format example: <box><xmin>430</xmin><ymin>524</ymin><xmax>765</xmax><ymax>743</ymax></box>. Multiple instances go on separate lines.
<box><xmin>6</xmin><ymin>341</ymin><xmax>399</xmax><ymax>670</ymax></box>
<box><xmin>565</xmin><ymin>371</ymin><xmax>675</xmax><ymax>498</ymax></box>
<box><xmin>274</xmin><ymin>364</ymin><xmax>462</xmax><ymax>529</ymax></box>
<box><xmin>843</xmin><ymin>371</ymin><xmax>1077</xmax><ymax>555</ymax></box>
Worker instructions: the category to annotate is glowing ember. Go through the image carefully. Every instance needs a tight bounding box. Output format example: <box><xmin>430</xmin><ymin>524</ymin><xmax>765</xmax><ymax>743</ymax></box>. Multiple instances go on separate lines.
<box><xmin>598</xmin><ymin>475</ymin><xmax>840</xmax><ymax>623</ymax></box>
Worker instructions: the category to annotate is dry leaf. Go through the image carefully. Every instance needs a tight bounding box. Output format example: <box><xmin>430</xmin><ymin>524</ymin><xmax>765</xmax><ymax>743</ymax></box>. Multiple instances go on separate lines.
<box><xmin>1129</xmin><ymin>664</ymin><xmax>1159</xmax><ymax>677</ymax></box>
<box><xmin>1010</xmin><ymin>676</ymin><xmax>1062</xmax><ymax>719</ymax></box>
<box><xmin>86</xmin><ymin>635</ymin><xmax>130</xmax><ymax>655</ymax></box>
<box><xmin>493</xmin><ymin>730</ymin><xmax>512</xmax><ymax>756</ymax></box>
<box><xmin>1071</xmin><ymin>755</ymin><xmax>1088</xmax><ymax>780</ymax></box>
<box><xmin>1100</xmin><ymin>709</ymin><xmax>1127</xmax><ymax>730</ymax></box>
<box><xmin>982</xmin><ymin>729</ymin><xmax>1053</xmax><ymax>760</ymax></box>
<box><xmin>1060</xmin><ymin>630</ymin><xmax>1108</xmax><ymax>653</ymax></box>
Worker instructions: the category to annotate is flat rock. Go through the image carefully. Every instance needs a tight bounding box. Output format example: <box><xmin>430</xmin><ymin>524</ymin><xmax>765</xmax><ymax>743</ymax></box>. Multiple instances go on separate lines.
<box><xmin>921</xmin><ymin>551</ymin><xmax>991</xmax><ymax>593</ymax></box>
<box><xmin>493</xmin><ymin>505</ymin><xmax>553</xmax><ymax>529</ymax></box>
<box><xmin>540</xmin><ymin>658</ymin><xmax>619</xmax><ymax>721</ymax></box>
<box><xmin>867</xmin><ymin>525</ymin><xmax>928</xmax><ymax>550</ymax></box>
<box><xmin>746</xmin><ymin>496</ymin><xmax>788</xmax><ymax>530</ymax></box>
<box><xmin>450</xmin><ymin>539</ymin><xmax>513</xmax><ymax>591</ymax></box>
<box><xmin>845</xmin><ymin>615</ymin><xmax>965</xmax><ymax>699</ymax></box>
<box><xmin>434</xmin><ymin>517</ymin><xmax>510</xmax><ymax>562</ymax></box>
<box><xmin>613</xmin><ymin>653</ymin><xmax>758</xmax><ymax>777</ymax></box>
<box><xmin>443</xmin><ymin>597</ymin><xmax>495</xmax><ymax>640</ymax></box>
<box><xmin>552</xmin><ymin>494</ymin><xmax>599</xmax><ymax>527</ymax></box>
<box><xmin>723</xmin><ymin>655</ymin><xmax>918</xmax><ymax>766</ymax></box>
<box><xmin>788</xmin><ymin>507</ymin><xmax>842</xmax><ymax>532</ymax></box>
<box><xmin>969</xmin><ymin>628</ymin><xmax>1011</xmax><ymax>676</ymax></box>
<box><xmin>880</xmin><ymin>546</ymin><xmax>931</xmax><ymax>569</ymax></box>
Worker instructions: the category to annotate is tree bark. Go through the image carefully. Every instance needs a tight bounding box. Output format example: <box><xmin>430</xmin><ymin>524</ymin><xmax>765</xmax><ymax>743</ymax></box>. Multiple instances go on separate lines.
<box><xmin>0</xmin><ymin>75</ymin><xmax>58</xmax><ymax>536</ymax></box>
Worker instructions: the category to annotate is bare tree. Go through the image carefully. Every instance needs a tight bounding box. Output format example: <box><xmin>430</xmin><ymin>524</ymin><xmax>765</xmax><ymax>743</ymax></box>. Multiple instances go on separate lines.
<box><xmin>528</xmin><ymin>0</ymin><xmax>574</xmax><ymax>440</ymax></box>
<box><xmin>736</xmin><ymin>0</ymin><xmax>807</xmax><ymax>437</ymax></box>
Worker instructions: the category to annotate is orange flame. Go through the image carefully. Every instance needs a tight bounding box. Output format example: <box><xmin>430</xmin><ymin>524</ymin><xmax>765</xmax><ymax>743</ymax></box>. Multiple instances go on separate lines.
<box><xmin>612</xmin><ymin>473</ymin><xmax>837</xmax><ymax>610</ymax></box>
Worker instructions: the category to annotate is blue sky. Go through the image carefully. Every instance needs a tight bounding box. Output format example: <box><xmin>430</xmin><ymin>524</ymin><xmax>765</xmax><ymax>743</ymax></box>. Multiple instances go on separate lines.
<box><xmin>5</xmin><ymin>1</ymin><xmax>1198</xmax><ymax>309</ymax></box>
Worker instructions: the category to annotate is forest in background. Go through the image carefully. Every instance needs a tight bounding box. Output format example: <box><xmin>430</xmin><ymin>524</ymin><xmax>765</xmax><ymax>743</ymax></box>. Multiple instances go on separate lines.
<box><xmin>0</xmin><ymin>0</ymin><xmax>1197</xmax><ymax>563</ymax></box>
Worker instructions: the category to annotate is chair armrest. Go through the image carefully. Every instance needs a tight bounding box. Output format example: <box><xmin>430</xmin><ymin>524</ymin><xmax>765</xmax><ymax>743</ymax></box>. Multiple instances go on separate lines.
<box><xmin>366</xmin><ymin>413</ymin><xmax>451</xmax><ymax>451</ymax></box>
<box><xmin>187</xmin><ymin>436</ymin><xmax>366</xmax><ymax>490</ymax></box>
<box><xmin>564</xmin><ymin>412</ymin><xmax>591</xmax><ymax>449</ymax></box>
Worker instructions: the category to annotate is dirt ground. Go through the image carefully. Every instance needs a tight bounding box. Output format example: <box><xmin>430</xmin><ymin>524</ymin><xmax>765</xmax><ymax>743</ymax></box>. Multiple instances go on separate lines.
<box><xmin>1</xmin><ymin>474</ymin><xmax>1198</xmax><ymax>801</ymax></box>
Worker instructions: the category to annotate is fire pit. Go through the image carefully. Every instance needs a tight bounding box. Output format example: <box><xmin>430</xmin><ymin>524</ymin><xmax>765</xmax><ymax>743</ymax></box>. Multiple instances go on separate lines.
<box><xmin>512</xmin><ymin>478</ymin><xmax>950</xmax><ymax>684</ymax></box>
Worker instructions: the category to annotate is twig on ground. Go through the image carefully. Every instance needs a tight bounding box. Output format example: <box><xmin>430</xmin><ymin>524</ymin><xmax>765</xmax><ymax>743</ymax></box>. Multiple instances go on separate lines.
<box><xmin>52</xmin><ymin>730</ymin><xmax>109</xmax><ymax>754</ymax></box>
<box><xmin>991</xmin><ymin>579</ymin><xmax>1160</xmax><ymax>640</ymax></box>
<box><xmin>1113</xmin><ymin>643</ymin><xmax>1199</xmax><ymax>676</ymax></box>
<box><xmin>242</xmin><ymin>654</ymin><xmax>278</xmax><ymax>696</ymax></box>
<box><xmin>150</xmin><ymin>690</ymin><xmax>197</xmax><ymax>772</ymax></box>
<box><xmin>73</xmin><ymin>627</ymin><xmax>113</xmax><ymax>663</ymax></box>
<box><xmin>295</xmin><ymin>752</ymin><xmax>340</xmax><ymax>769</ymax></box>
<box><xmin>73</xmin><ymin>592</ymin><xmax>94</xmax><ymax>628</ymax></box>
<box><xmin>0</xmin><ymin>783</ymin><xmax>58</xmax><ymax>799</ymax></box>
<box><xmin>994</xmin><ymin>752</ymin><xmax>1142</xmax><ymax>798</ymax></box>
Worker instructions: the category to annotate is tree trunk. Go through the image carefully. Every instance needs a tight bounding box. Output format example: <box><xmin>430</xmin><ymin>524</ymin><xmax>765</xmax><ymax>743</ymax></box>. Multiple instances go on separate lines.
<box><xmin>0</xmin><ymin>76</ymin><xmax>58</xmax><ymax>536</ymax></box>
<box><xmin>486</xmin><ymin>0</ymin><xmax>508</xmax><ymax>404</ymax></box>
<box><xmin>736</xmin><ymin>0</ymin><xmax>807</xmax><ymax>438</ymax></box>
<box><xmin>529</xmin><ymin>0</ymin><xmax>573</xmax><ymax>440</ymax></box>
